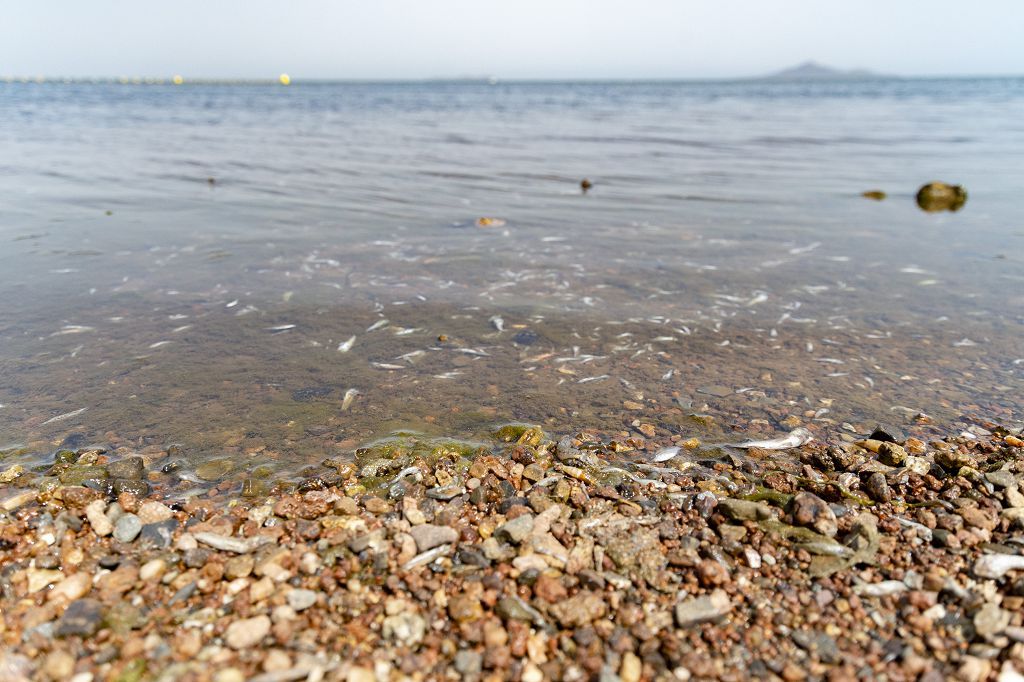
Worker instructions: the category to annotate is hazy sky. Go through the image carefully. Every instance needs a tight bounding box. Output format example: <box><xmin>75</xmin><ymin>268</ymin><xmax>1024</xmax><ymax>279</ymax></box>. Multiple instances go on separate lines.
<box><xmin>3</xmin><ymin>1</ymin><xmax>1022</xmax><ymax>80</ymax></box>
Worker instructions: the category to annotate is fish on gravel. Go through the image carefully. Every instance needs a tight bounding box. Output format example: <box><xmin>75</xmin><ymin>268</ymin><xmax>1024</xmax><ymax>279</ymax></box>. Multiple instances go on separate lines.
<box><xmin>337</xmin><ymin>335</ymin><xmax>356</xmax><ymax>352</ymax></box>
<box><xmin>733</xmin><ymin>427</ymin><xmax>813</xmax><ymax>450</ymax></box>
<box><xmin>341</xmin><ymin>388</ymin><xmax>359</xmax><ymax>411</ymax></box>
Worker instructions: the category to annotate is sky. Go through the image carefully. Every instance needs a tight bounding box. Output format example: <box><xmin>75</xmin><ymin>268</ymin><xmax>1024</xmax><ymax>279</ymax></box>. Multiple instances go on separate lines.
<box><xmin>2</xmin><ymin>1</ymin><xmax>1022</xmax><ymax>80</ymax></box>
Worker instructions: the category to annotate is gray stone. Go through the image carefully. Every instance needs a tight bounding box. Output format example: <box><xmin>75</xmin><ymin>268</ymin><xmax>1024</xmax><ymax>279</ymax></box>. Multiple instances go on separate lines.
<box><xmin>113</xmin><ymin>513</ymin><xmax>143</xmax><ymax>543</ymax></box>
<box><xmin>409</xmin><ymin>524</ymin><xmax>458</xmax><ymax>552</ymax></box>
<box><xmin>454</xmin><ymin>650</ymin><xmax>483</xmax><ymax>677</ymax></box>
<box><xmin>287</xmin><ymin>588</ymin><xmax>317</xmax><ymax>612</ymax></box>
<box><xmin>986</xmin><ymin>470</ymin><xmax>1016</xmax><ymax>489</ymax></box>
<box><xmin>494</xmin><ymin>514</ymin><xmax>535</xmax><ymax>544</ymax></box>
<box><xmin>974</xmin><ymin>603</ymin><xmax>1010</xmax><ymax>639</ymax></box>
<box><xmin>864</xmin><ymin>473</ymin><xmax>891</xmax><ymax>503</ymax></box>
<box><xmin>674</xmin><ymin>589</ymin><xmax>732</xmax><ymax>627</ymax></box>
<box><xmin>717</xmin><ymin>498</ymin><xmax>772</xmax><ymax>521</ymax></box>
<box><xmin>106</xmin><ymin>456</ymin><xmax>145</xmax><ymax>480</ymax></box>
<box><xmin>138</xmin><ymin>519</ymin><xmax>179</xmax><ymax>548</ymax></box>
<box><xmin>55</xmin><ymin>598</ymin><xmax>104</xmax><ymax>638</ymax></box>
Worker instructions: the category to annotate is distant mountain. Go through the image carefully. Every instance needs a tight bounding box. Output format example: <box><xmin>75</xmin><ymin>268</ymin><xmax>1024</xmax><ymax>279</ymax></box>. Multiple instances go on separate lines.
<box><xmin>759</xmin><ymin>61</ymin><xmax>884</xmax><ymax>81</ymax></box>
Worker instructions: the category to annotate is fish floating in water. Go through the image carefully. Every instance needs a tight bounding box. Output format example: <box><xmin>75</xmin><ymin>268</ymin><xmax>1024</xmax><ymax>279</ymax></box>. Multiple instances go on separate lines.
<box><xmin>266</xmin><ymin>324</ymin><xmax>296</xmax><ymax>332</ymax></box>
<box><xmin>733</xmin><ymin>427</ymin><xmax>813</xmax><ymax>450</ymax></box>
<box><xmin>42</xmin><ymin>407</ymin><xmax>87</xmax><ymax>425</ymax></box>
<box><xmin>337</xmin><ymin>335</ymin><xmax>356</xmax><ymax>353</ymax></box>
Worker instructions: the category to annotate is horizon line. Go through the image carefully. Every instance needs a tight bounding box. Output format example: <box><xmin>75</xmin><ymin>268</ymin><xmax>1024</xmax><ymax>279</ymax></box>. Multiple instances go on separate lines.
<box><xmin>3</xmin><ymin>72</ymin><xmax>1024</xmax><ymax>85</ymax></box>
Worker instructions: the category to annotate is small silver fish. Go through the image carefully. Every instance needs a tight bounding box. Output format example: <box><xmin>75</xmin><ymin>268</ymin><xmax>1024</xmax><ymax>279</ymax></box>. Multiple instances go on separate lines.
<box><xmin>366</xmin><ymin>319</ymin><xmax>389</xmax><ymax>332</ymax></box>
<box><xmin>489</xmin><ymin>316</ymin><xmax>505</xmax><ymax>332</ymax></box>
<box><xmin>148</xmin><ymin>340</ymin><xmax>172</xmax><ymax>348</ymax></box>
<box><xmin>577</xmin><ymin>375</ymin><xmax>610</xmax><ymax>384</ymax></box>
<box><xmin>733</xmin><ymin>427</ymin><xmax>813</xmax><ymax>450</ymax></box>
<box><xmin>337</xmin><ymin>335</ymin><xmax>356</xmax><ymax>352</ymax></box>
<box><xmin>266</xmin><ymin>324</ymin><xmax>296</xmax><ymax>332</ymax></box>
<box><xmin>372</xmin><ymin>362</ymin><xmax>404</xmax><ymax>370</ymax></box>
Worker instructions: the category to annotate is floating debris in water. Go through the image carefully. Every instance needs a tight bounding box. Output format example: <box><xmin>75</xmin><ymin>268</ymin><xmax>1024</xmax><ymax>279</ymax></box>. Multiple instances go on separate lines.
<box><xmin>861</xmin><ymin>190</ymin><xmax>887</xmax><ymax>200</ymax></box>
<box><xmin>337</xmin><ymin>335</ymin><xmax>356</xmax><ymax>352</ymax></box>
<box><xmin>50</xmin><ymin>325</ymin><xmax>94</xmax><ymax>336</ymax></box>
<box><xmin>733</xmin><ymin>427</ymin><xmax>813</xmax><ymax>450</ymax></box>
<box><xmin>476</xmin><ymin>217</ymin><xmax>506</xmax><ymax>228</ymax></box>
<box><xmin>41</xmin><ymin>407</ymin><xmax>87</xmax><ymax>425</ymax></box>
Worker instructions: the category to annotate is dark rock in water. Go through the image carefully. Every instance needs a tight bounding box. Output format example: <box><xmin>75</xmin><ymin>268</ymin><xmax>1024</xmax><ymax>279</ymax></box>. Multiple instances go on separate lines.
<box><xmin>870</xmin><ymin>423</ymin><xmax>906</xmax><ymax>443</ymax></box>
<box><xmin>916</xmin><ymin>182</ymin><xmax>967</xmax><ymax>212</ymax></box>
<box><xmin>138</xmin><ymin>519</ymin><xmax>180</xmax><ymax>548</ymax></box>
<box><xmin>788</xmin><ymin>492</ymin><xmax>838</xmax><ymax>537</ymax></box>
<box><xmin>865</xmin><ymin>472</ymin><xmax>891</xmax><ymax>503</ymax></box>
<box><xmin>512</xmin><ymin>330</ymin><xmax>539</xmax><ymax>346</ymax></box>
<box><xmin>291</xmin><ymin>386</ymin><xmax>334</xmax><ymax>402</ymax></box>
<box><xmin>58</xmin><ymin>465</ymin><xmax>108</xmax><ymax>487</ymax></box>
<box><xmin>54</xmin><ymin>449</ymin><xmax>79</xmax><ymax>464</ymax></box>
<box><xmin>861</xmin><ymin>190</ymin><xmax>886</xmax><ymax>201</ymax></box>
<box><xmin>60</xmin><ymin>433</ymin><xmax>88</xmax><ymax>449</ymax></box>
<box><xmin>111</xmin><ymin>478</ymin><xmax>150</xmax><ymax>498</ymax></box>
<box><xmin>106</xmin><ymin>457</ymin><xmax>145</xmax><ymax>480</ymax></box>
<box><xmin>55</xmin><ymin>598</ymin><xmax>104</xmax><ymax>638</ymax></box>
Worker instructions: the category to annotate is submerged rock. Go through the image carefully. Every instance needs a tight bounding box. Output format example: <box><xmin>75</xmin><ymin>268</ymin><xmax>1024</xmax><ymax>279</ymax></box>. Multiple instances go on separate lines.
<box><xmin>916</xmin><ymin>181</ymin><xmax>967</xmax><ymax>212</ymax></box>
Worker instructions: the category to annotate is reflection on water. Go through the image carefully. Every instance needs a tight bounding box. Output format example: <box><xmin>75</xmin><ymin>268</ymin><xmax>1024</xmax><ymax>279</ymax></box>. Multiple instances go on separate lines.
<box><xmin>0</xmin><ymin>79</ymin><xmax>1022</xmax><ymax>490</ymax></box>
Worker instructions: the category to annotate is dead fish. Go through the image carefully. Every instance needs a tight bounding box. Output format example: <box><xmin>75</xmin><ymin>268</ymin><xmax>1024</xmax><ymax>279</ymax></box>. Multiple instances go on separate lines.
<box><xmin>396</xmin><ymin>350</ymin><xmax>426</xmax><ymax>362</ymax></box>
<box><xmin>453</xmin><ymin>348</ymin><xmax>490</xmax><ymax>357</ymax></box>
<box><xmin>393</xmin><ymin>327</ymin><xmax>423</xmax><ymax>336</ymax></box>
<box><xmin>389</xmin><ymin>466</ymin><xmax>422</xmax><ymax>485</ymax></box>
<box><xmin>371</xmin><ymin>362</ymin><xmax>404</xmax><ymax>370</ymax></box>
<box><xmin>662</xmin><ymin>369</ymin><xmax>675</xmax><ymax>380</ymax></box>
<box><xmin>42</xmin><ymin>407</ymin><xmax>88</xmax><ymax>425</ymax></box>
<box><xmin>341</xmin><ymin>388</ymin><xmax>359</xmax><ymax>411</ymax></box>
<box><xmin>366</xmin><ymin>319</ymin><xmax>389</xmax><ymax>332</ymax></box>
<box><xmin>652</xmin><ymin>446</ymin><xmax>681</xmax><ymax>462</ymax></box>
<box><xmin>402</xmin><ymin>544</ymin><xmax>452</xmax><ymax>571</ymax></box>
<box><xmin>148</xmin><ymin>340</ymin><xmax>172</xmax><ymax>349</ymax></box>
<box><xmin>266</xmin><ymin>324</ymin><xmax>296</xmax><ymax>332</ymax></box>
<box><xmin>489</xmin><ymin>316</ymin><xmax>505</xmax><ymax>332</ymax></box>
<box><xmin>733</xmin><ymin>427</ymin><xmax>813</xmax><ymax>450</ymax></box>
<box><xmin>852</xmin><ymin>580</ymin><xmax>907</xmax><ymax>597</ymax></box>
<box><xmin>337</xmin><ymin>335</ymin><xmax>356</xmax><ymax>352</ymax></box>
<box><xmin>433</xmin><ymin>371</ymin><xmax>462</xmax><ymax>379</ymax></box>
<box><xmin>577</xmin><ymin>375</ymin><xmax>610</xmax><ymax>384</ymax></box>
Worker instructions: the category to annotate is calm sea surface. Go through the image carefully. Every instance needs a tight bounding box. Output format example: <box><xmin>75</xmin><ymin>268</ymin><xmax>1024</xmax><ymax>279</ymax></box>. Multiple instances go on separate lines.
<box><xmin>1</xmin><ymin>79</ymin><xmax>1022</xmax><ymax>490</ymax></box>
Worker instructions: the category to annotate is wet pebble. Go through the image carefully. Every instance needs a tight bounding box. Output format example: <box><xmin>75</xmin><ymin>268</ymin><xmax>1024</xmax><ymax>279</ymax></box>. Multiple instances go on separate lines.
<box><xmin>113</xmin><ymin>514</ymin><xmax>143</xmax><ymax>543</ymax></box>
<box><xmin>409</xmin><ymin>524</ymin><xmax>458</xmax><ymax>552</ymax></box>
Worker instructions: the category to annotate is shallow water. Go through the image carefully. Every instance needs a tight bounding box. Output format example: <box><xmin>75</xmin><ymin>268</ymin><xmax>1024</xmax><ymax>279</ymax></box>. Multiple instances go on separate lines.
<box><xmin>1</xmin><ymin>79</ymin><xmax>1022</xmax><ymax>488</ymax></box>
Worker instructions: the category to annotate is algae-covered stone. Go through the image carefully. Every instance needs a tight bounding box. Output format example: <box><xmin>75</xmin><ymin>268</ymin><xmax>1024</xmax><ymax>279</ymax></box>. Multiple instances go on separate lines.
<box><xmin>492</xmin><ymin>423</ymin><xmax>543</xmax><ymax>446</ymax></box>
<box><xmin>58</xmin><ymin>465</ymin><xmax>108</xmax><ymax>486</ymax></box>
<box><xmin>107</xmin><ymin>456</ymin><xmax>145</xmax><ymax>480</ymax></box>
<box><xmin>195</xmin><ymin>458</ymin><xmax>234</xmax><ymax>481</ymax></box>
<box><xmin>916</xmin><ymin>182</ymin><xmax>967</xmax><ymax>212</ymax></box>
